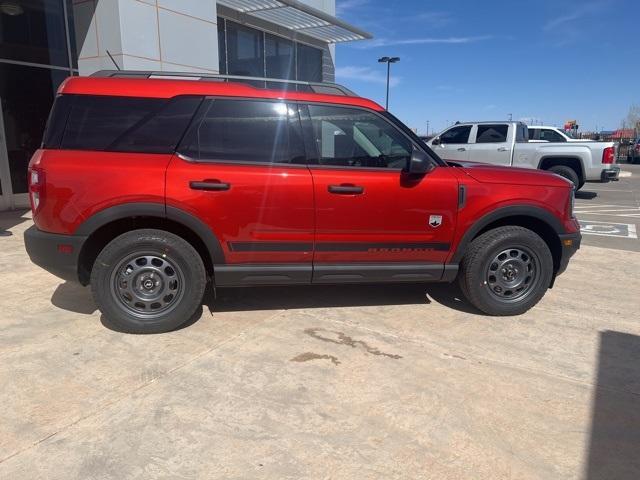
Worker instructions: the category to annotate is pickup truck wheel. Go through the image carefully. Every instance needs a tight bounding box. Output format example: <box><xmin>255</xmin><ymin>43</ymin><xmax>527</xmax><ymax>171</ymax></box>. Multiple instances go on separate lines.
<box><xmin>548</xmin><ymin>165</ymin><xmax>580</xmax><ymax>189</ymax></box>
<box><xmin>90</xmin><ymin>229</ymin><xmax>206</xmax><ymax>334</ymax></box>
<box><xmin>458</xmin><ymin>226</ymin><xmax>553</xmax><ymax>316</ymax></box>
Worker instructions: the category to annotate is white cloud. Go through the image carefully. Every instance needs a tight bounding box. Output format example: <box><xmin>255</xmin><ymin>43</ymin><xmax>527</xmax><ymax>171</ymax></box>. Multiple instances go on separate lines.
<box><xmin>355</xmin><ymin>35</ymin><xmax>493</xmax><ymax>49</ymax></box>
<box><xmin>543</xmin><ymin>2</ymin><xmax>604</xmax><ymax>30</ymax></box>
<box><xmin>336</xmin><ymin>0</ymin><xmax>369</xmax><ymax>16</ymax></box>
<box><xmin>335</xmin><ymin>65</ymin><xmax>401</xmax><ymax>87</ymax></box>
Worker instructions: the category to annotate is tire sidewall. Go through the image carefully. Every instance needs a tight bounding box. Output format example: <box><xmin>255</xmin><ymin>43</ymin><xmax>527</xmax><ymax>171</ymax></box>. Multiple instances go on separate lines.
<box><xmin>463</xmin><ymin>229</ymin><xmax>553</xmax><ymax>316</ymax></box>
<box><xmin>91</xmin><ymin>230</ymin><xmax>206</xmax><ymax>333</ymax></box>
<box><xmin>549</xmin><ymin>165</ymin><xmax>579</xmax><ymax>188</ymax></box>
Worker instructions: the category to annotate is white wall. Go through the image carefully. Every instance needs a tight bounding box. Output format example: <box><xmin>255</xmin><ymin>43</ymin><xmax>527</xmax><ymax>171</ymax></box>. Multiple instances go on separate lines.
<box><xmin>73</xmin><ymin>0</ymin><xmax>220</xmax><ymax>75</ymax></box>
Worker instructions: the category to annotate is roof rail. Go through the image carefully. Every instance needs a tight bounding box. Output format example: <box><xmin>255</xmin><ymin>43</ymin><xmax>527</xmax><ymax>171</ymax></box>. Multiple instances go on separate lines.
<box><xmin>90</xmin><ymin>70</ymin><xmax>358</xmax><ymax>97</ymax></box>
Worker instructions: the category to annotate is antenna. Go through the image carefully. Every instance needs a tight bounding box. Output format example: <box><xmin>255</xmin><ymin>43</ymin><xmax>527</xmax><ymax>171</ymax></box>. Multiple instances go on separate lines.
<box><xmin>106</xmin><ymin>50</ymin><xmax>121</xmax><ymax>70</ymax></box>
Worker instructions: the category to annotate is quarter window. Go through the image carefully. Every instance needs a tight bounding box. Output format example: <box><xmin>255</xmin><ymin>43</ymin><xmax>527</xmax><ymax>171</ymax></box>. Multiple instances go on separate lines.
<box><xmin>476</xmin><ymin>124</ymin><xmax>508</xmax><ymax>143</ymax></box>
<box><xmin>440</xmin><ymin>125</ymin><xmax>471</xmax><ymax>144</ymax></box>
<box><xmin>179</xmin><ymin>99</ymin><xmax>305</xmax><ymax>164</ymax></box>
<box><xmin>307</xmin><ymin>105</ymin><xmax>412</xmax><ymax>169</ymax></box>
<box><xmin>59</xmin><ymin>95</ymin><xmax>202</xmax><ymax>153</ymax></box>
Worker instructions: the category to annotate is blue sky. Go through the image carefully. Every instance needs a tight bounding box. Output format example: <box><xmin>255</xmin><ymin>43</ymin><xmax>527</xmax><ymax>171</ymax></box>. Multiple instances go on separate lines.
<box><xmin>334</xmin><ymin>0</ymin><xmax>639</xmax><ymax>135</ymax></box>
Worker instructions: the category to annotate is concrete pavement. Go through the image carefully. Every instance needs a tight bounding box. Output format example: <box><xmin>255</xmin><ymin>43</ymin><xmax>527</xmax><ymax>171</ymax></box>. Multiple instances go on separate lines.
<box><xmin>1</xmin><ymin>210</ymin><xmax>639</xmax><ymax>479</ymax></box>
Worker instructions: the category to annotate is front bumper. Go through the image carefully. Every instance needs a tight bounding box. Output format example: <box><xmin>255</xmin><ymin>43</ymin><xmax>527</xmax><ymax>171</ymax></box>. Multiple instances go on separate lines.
<box><xmin>601</xmin><ymin>165</ymin><xmax>620</xmax><ymax>182</ymax></box>
<box><xmin>556</xmin><ymin>231</ymin><xmax>581</xmax><ymax>277</ymax></box>
<box><xmin>24</xmin><ymin>225</ymin><xmax>87</xmax><ymax>283</ymax></box>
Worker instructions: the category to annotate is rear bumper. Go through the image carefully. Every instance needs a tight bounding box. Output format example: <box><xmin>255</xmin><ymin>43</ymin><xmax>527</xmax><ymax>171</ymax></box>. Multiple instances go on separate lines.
<box><xmin>24</xmin><ymin>225</ymin><xmax>86</xmax><ymax>283</ymax></box>
<box><xmin>601</xmin><ymin>165</ymin><xmax>620</xmax><ymax>182</ymax></box>
<box><xmin>556</xmin><ymin>231</ymin><xmax>581</xmax><ymax>276</ymax></box>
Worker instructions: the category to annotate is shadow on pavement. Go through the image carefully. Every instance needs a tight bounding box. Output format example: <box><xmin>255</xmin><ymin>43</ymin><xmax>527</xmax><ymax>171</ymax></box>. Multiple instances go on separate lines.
<box><xmin>0</xmin><ymin>208</ymin><xmax>29</xmax><ymax>236</ymax></box>
<box><xmin>585</xmin><ymin>330</ymin><xmax>640</xmax><ymax>479</ymax></box>
<box><xmin>576</xmin><ymin>191</ymin><xmax>598</xmax><ymax>200</ymax></box>
<box><xmin>51</xmin><ymin>282</ymin><xmax>97</xmax><ymax>314</ymax></box>
<box><xmin>51</xmin><ymin>281</ymin><xmax>483</xmax><ymax>321</ymax></box>
<box><xmin>209</xmin><ymin>283</ymin><xmax>482</xmax><ymax>315</ymax></box>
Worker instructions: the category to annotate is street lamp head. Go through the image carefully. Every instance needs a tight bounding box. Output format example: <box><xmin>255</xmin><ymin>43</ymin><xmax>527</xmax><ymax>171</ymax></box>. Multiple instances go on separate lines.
<box><xmin>378</xmin><ymin>56</ymin><xmax>390</xmax><ymax>63</ymax></box>
<box><xmin>389</xmin><ymin>57</ymin><xmax>400</xmax><ymax>63</ymax></box>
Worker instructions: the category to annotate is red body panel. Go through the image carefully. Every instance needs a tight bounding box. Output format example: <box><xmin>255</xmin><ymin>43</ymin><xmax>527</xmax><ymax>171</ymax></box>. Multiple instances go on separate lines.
<box><xmin>165</xmin><ymin>157</ymin><xmax>314</xmax><ymax>264</ymax></box>
<box><xmin>29</xmin><ymin>149</ymin><xmax>169</xmax><ymax>234</ymax></box>
<box><xmin>310</xmin><ymin>166</ymin><xmax>459</xmax><ymax>263</ymax></box>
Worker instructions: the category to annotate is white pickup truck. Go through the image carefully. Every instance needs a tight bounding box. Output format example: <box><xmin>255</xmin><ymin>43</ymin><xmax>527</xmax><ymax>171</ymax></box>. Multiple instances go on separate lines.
<box><xmin>528</xmin><ymin>125</ymin><xmax>593</xmax><ymax>142</ymax></box>
<box><xmin>427</xmin><ymin>121</ymin><xmax>620</xmax><ymax>189</ymax></box>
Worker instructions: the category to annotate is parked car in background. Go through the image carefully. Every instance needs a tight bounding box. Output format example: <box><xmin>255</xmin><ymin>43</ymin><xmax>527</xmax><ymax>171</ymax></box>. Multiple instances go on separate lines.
<box><xmin>628</xmin><ymin>138</ymin><xmax>640</xmax><ymax>164</ymax></box>
<box><xmin>24</xmin><ymin>72</ymin><xmax>581</xmax><ymax>333</ymax></box>
<box><xmin>528</xmin><ymin>126</ymin><xmax>594</xmax><ymax>142</ymax></box>
<box><xmin>427</xmin><ymin>121</ymin><xmax>620</xmax><ymax>189</ymax></box>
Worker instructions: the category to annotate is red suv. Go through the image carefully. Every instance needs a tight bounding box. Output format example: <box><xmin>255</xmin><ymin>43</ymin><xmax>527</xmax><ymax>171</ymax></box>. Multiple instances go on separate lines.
<box><xmin>25</xmin><ymin>71</ymin><xmax>581</xmax><ymax>333</ymax></box>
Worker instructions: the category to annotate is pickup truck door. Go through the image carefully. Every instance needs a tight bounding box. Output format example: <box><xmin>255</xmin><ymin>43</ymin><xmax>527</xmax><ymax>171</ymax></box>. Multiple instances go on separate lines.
<box><xmin>429</xmin><ymin>124</ymin><xmax>472</xmax><ymax>162</ymax></box>
<box><xmin>465</xmin><ymin>123</ymin><xmax>512</xmax><ymax>166</ymax></box>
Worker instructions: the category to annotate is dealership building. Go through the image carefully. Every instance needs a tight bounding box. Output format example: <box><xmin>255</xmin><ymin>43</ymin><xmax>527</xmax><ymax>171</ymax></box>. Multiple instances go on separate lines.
<box><xmin>0</xmin><ymin>0</ymin><xmax>370</xmax><ymax>210</ymax></box>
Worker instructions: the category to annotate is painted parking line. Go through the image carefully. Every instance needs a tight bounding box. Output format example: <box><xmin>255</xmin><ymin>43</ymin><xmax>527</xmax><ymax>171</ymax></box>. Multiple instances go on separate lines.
<box><xmin>574</xmin><ymin>205</ymin><xmax>640</xmax><ymax>218</ymax></box>
<box><xmin>578</xmin><ymin>220</ymin><xmax>638</xmax><ymax>239</ymax></box>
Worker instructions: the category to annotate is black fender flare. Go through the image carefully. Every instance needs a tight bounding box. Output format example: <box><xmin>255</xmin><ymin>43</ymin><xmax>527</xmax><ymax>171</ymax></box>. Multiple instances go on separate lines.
<box><xmin>75</xmin><ymin>202</ymin><xmax>226</xmax><ymax>265</ymax></box>
<box><xmin>450</xmin><ymin>205</ymin><xmax>564</xmax><ymax>264</ymax></box>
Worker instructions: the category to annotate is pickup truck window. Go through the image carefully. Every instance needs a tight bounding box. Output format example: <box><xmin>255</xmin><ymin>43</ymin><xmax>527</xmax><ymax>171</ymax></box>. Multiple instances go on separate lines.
<box><xmin>440</xmin><ymin>125</ymin><xmax>471</xmax><ymax>144</ymax></box>
<box><xmin>476</xmin><ymin>124</ymin><xmax>508</xmax><ymax>143</ymax></box>
<box><xmin>541</xmin><ymin>130</ymin><xmax>566</xmax><ymax>142</ymax></box>
<box><xmin>308</xmin><ymin>105</ymin><xmax>412</xmax><ymax>169</ymax></box>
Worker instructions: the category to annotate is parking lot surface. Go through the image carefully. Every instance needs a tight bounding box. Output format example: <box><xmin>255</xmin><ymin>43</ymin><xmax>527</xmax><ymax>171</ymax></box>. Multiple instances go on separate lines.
<box><xmin>1</xmin><ymin>169</ymin><xmax>639</xmax><ymax>479</ymax></box>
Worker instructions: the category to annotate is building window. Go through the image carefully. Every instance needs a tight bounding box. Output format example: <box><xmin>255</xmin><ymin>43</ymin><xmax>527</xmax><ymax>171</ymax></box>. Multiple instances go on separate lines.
<box><xmin>265</xmin><ymin>33</ymin><xmax>295</xmax><ymax>80</ymax></box>
<box><xmin>218</xmin><ymin>18</ymin><xmax>324</xmax><ymax>84</ymax></box>
<box><xmin>217</xmin><ymin>17</ymin><xmax>227</xmax><ymax>74</ymax></box>
<box><xmin>296</xmin><ymin>43</ymin><xmax>322</xmax><ymax>82</ymax></box>
<box><xmin>226</xmin><ymin>20</ymin><xmax>264</xmax><ymax>78</ymax></box>
<box><xmin>0</xmin><ymin>0</ymin><xmax>69</xmax><ymax>67</ymax></box>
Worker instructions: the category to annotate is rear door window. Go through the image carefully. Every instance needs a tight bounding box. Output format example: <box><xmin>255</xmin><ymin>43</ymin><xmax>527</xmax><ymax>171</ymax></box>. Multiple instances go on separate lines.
<box><xmin>476</xmin><ymin>124</ymin><xmax>508</xmax><ymax>143</ymax></box>
<box><xmin>538</xmin><ymin>129</ymin><xmax>566</xmax><ymax>142</ymax></box>
<box><xmin>440</xmin><ymin>125</ymin><xmax>471</xmax><ymax>144</ymax></box>
<box><xmin>59</xmin><ymin>95</ymin><xmax>202</xmax><ymax>153</ymax></box>
<box><xmin>178</xmin><ymin>99</ymin><xmax>306</xmax><ymax>164</ymax></box>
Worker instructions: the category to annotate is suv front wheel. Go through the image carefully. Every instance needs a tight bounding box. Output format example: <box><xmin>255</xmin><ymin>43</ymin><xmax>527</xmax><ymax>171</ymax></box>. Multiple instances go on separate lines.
<box><xmin>91</xmin><ymin>229</ymin><xmax>206</xmax><ymax>334</ymax></box>
<box><xmin>458</xmin><ymin>226</ymin><xmax>553</xmax><ymax>316</ymax></box>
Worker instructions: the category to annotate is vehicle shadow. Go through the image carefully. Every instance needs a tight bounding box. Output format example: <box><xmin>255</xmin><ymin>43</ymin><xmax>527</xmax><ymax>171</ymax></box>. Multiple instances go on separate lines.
<box><xmin>576</xmin><ymin>190</ymin><xmax>598</xmax><ymax>200</ymax></box>
<box><xmin>0</xmin><ymin>208</ymin><xmax>30</xmax><ymax>236</ymax></box>
<box><xmin>51</xmin><ymin>281</ymin><xmax>484</xmax><ymax>330</ymax></box>
<box><xmin>584</xmin><ymin>330</ymin><xmax>640</xmax><ymax>479</ymax></box>
<box><xmin>207</xmin><ymin>282</ymin><xmax>482</xmax><ymax>315</ymax></box>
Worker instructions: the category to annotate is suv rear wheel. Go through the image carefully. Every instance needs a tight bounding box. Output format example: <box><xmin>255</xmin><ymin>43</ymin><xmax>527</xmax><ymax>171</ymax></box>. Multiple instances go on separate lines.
<box><xmin>458</xmin><ymin>226</ymin><xmax>553</xmax><ymax>316</ymax></box>
<box><xmin>90</xmin><ymin>229</ymin><xmax>206</xmax><ymax>334</ymax></box>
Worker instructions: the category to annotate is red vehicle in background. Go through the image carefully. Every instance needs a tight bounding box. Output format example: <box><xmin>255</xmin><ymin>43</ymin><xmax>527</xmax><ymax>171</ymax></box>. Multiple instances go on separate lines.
<box><xmin>25</xmin><ymin>71</ymin><xmax>581</xmax><ymax>333</ymax></box>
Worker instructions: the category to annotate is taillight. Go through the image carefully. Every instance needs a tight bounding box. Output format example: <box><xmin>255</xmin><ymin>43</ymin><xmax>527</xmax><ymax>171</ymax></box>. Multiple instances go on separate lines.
<box><xmin>602</xmin><ymin>146</ymin><xmax>615</xmax><ymax>164</ymax></box>
<box><xmin>635</xmin><ymin>144</ymin><xmax>640</xmax><ymax>152</ymax></box>
<box><xmin>28</xmin><ymin>167</ymin><xmax>45</xmax><ymax>212</ymax></box>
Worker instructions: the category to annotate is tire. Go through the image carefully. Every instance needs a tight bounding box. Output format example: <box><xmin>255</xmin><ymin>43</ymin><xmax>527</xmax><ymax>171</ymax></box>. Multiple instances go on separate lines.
<box><xmin>547</xmin><ymin>165</ymin><xmax>580</xmax><ymax>189</ymax></box>
<box><xmin>90</xmin><ymin>229</ymin><xmax>206</xmax><ymax>334</ymax></box>
<box><xmin>458</xmin><ymin>226</ymin><xmax>553</xmax><ymax>316</ymax></box>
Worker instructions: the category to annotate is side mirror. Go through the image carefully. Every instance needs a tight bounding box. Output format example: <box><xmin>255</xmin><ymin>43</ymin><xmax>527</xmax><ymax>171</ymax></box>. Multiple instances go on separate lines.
<box><xmin>407</xmin><ymin>149</ymin><xmax>434</xmax><ymax>175</ymax></box>
<box><xmin>431</xmin><ymin>137</ymin><xmax>441</xmax><ymax>146</ymax></box>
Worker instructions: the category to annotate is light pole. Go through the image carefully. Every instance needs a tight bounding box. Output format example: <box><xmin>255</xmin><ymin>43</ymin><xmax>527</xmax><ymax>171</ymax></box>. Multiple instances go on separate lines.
<box><xmin>426</xmin><ymin>120</ymin><xmax>430</xmax><ymax>136</ymax></box>
<box><xmin>378</xmin><ymin>56</ymin><xmax>400</xmax><ymax>110</ymax></box>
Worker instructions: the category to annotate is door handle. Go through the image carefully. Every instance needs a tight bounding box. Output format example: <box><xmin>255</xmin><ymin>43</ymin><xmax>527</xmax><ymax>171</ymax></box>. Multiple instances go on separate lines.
<box><xmin>328</xmin><ymin>184</ymin><xmax>364</xmax><ymax>195</ymax></box>
<box><xmin>189</xmin><ymin>180</ymin><xmax>230</xmax><ymax>191</ymax></box>
<box><xmin>457</xmin><ymin>147</ymin><xmax>467</xmax><ymax>152</ymax></box>
<box><xmin>497</xmin><ymin>147</ymin><xmax>508</xmax><ymax>151</ymax></box>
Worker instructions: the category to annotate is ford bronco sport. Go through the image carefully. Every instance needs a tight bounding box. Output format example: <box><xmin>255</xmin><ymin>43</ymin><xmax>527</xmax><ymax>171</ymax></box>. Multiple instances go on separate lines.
<box><xmin>25</xmin><ymin>71</ymin><xmax>581</xmax><ymax>333</ymax></box>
